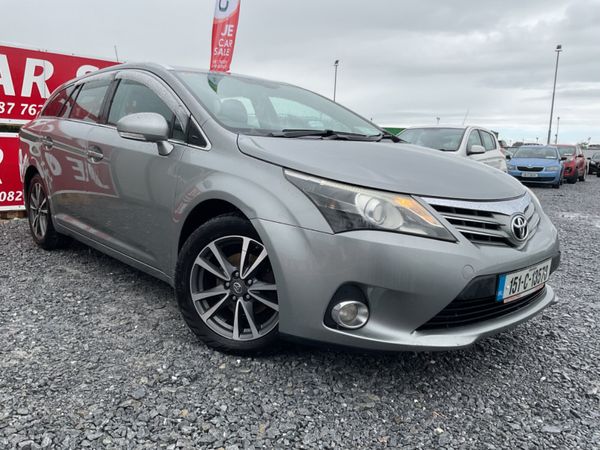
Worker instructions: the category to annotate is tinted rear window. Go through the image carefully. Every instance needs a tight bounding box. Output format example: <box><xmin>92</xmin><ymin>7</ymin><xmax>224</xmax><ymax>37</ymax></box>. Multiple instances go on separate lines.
<box><xmin>42</xmin><ymin>86</ymin><xmax>76</xmax><ymax>117</ymax></box>
<box><xmin>70</xmin><ymin>80</ymin><xmax>111</xmax><ymax>123</ymax></box>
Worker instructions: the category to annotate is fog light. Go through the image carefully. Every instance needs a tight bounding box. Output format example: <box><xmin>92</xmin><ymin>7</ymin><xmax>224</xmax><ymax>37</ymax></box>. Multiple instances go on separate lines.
<box><xmin>331</xmin><ymin>300</ymin><xmax>369</xmax><ymax>329</ymax></box>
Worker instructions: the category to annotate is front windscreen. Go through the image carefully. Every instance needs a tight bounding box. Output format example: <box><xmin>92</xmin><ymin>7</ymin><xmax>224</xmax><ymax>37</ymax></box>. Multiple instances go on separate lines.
<box><xmin>556</xmin><ymin>145</ymin><xmax>576</xmax><ymax>156</ymax></box>
<box><xmin>397</xmin><ymin>128</ymin><xmax>465</xmax><ymax>151</ymax></box>
<box><xmin>514</xmin><ymin>146</ymin><xmax>559</xmax><ymax>159</ymax></box>
<box><xmin>174</xmin><ymin>71</ymin><xmax>381</xmax><ymax>137</ymax></box>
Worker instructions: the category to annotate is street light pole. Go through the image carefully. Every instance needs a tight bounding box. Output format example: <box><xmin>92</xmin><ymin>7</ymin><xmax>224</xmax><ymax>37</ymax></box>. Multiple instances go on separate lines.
<box><xmin>555</xmin><ymin>116</ymin><xmax>560</xmax><ymax>144</ymax></box>
<box><xmin>547</xmin><ymin>44</ymin><xmax>562</xmax><ymax>145</ymax></box>
<box><xmin>333</xmin><ymin>60</ymin><xmax>339</xmax><ymax>102</ymax></box>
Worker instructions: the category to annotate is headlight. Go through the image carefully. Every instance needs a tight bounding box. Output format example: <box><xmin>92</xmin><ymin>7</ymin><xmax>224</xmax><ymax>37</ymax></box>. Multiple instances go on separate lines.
<box><xmin>285</xmin><ymin>170</ymin><xmax>455</xmax><ymax>241</ymax></box>
<box><xmin>546</xmin><ymin>166</ymin><xmax>561</xmax><ymax>171</ymax></box>
<box><xmin>507</xmin><ymin>164</ymin><xmax>516</xmax><ymax>170</ymax></box>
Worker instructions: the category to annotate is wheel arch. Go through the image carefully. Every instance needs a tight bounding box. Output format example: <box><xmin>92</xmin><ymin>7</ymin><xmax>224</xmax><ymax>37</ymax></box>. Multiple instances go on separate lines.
<box><xmin>177</xmin><ymin>198</ymin><xmax>247</xmax><ymax>253</ymax></box>
<box><xmin>23</xmin><ymin>166</ymin><xmax>40</xmax><ymax>205</ymax></box>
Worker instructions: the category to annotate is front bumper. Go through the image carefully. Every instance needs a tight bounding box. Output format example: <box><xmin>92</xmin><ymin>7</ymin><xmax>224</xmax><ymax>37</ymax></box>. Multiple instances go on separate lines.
<box><xmin>508</xmin><ymin>170</ymin><xmax>561</xmax><ymax>184</ymax></box>
<box><xmin>563</xmin><ymin>164</ymin><xmax>576</xmax><ymax>178</ymax></box>
<box><xmin>252</xmin><ymin>213</ymin><xmax>560</xmax><ymax>351</ymax></box>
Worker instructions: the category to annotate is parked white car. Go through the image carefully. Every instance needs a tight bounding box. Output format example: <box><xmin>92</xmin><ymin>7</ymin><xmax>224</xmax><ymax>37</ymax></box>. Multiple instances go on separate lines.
<box><xmin>398</xmin><ymin>126</ymin><xmax>508</xmax><ymax>172</ymax></box>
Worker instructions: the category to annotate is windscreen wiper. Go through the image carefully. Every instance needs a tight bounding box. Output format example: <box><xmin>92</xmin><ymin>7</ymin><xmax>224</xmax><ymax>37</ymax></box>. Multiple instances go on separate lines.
<box><xmin>373</xmin><ymin>132</ymin><xmax>403</xmax><ymax>143</ymax></box>
<box><xmin>269</xmin><ymin>129</ymin><xmax>373</xmax><ymax>140</ymax></box>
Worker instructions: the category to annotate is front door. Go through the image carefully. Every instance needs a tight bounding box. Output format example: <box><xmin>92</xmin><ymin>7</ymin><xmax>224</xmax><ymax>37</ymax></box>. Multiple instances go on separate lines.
<box><xmin>83</xmin><ymin>71</ymin><xmax>189</xmax><ymax>273</ymax></box>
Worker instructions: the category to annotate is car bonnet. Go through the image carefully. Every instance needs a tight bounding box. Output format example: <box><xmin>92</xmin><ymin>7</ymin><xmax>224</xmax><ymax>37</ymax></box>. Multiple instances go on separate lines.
<box><xmin>237</xmin><ymin>135</ymin><xmax>525</xmax><ymax>201</ymax></box>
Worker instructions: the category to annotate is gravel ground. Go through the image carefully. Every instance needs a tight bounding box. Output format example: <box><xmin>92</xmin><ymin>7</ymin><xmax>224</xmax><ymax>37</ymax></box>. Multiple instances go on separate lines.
<box><xmin>1</xmin><ymin>179</ymin><xmax>599</xmax><ymax>450</ymax></box>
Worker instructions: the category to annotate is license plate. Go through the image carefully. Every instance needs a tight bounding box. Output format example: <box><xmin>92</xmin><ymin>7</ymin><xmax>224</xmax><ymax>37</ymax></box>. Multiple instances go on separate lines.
<box><xmin>496</xmin><ymin>259</ymin><xmax>551</xmax><ymax>303</ymax></box>
<box><xmin>521</xmin><ymin>172</ymin><xmax>538</xmax><ymax>178</ymax></box>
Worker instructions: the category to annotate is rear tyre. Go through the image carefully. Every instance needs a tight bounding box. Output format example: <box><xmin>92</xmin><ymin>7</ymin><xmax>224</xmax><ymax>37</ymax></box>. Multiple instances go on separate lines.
<box><xmin>568</xmin><ymin>175</ymin><xmax>577</xmax><ymax>184</ymax></box>
<box><xmin>597</xmin><ymin>171</ymin><xmax>600</xmax><ymax>177</ymax></box>
<box><xmin>579</xmin><ymin>171</ymin><xmax>585</xmax><ymax>182</ymax></box>
<box><xmin>26</xmin><ymin>174</ymin><xmax>70</xmax><ymax>250</ymax></box>
<box><xmin>175</xmin><ymin>214</ymin><xmax>279</xmax><ymax>354</ymax></box>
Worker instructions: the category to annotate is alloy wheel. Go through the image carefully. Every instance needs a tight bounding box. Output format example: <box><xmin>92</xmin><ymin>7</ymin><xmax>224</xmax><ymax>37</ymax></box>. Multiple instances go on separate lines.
<box><xmin>28</xmin><ymin>182</ymin><xmax>49</xmax><ymax>240</ymax></box>
<box><xmin>189</xmin><ymin>235</ymin><xmax>279</xmax><ymax>341</ymax></box>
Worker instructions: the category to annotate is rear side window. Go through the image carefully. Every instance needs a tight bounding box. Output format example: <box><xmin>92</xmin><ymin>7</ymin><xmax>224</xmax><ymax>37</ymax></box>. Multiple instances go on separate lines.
<box><xmin>479</xmin><ymin>131</ymin><xmax>496</xmax><ymax>151</ymax></box>
<box><xmin>70</xmin><ymin>80</ymin><xmax>111</xmax><ymax>123</ymax></box>
<box><xmin>108</xmin><ymin>80</ymin><xmax>185</xmax><ymax>140</ymax></box>
<box><xmin>42</xmin><ymin>86</ymin><xmax>76</xmax><ymax>117</ymax></box>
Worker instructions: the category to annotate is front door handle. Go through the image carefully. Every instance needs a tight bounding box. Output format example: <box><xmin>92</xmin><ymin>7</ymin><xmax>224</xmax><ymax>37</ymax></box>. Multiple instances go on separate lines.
<box><xmin>41</xmin><ymin>136</ymin><xmax>53</xmax><ymax>149</ymax></box>
<box><xmin>87</xmin><ymin>146</ymin><xmax>104</xmax><ymax>162</ymax></box>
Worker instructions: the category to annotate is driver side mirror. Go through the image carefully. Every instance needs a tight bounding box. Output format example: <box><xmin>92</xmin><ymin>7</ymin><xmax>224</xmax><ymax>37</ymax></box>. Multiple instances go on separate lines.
<box><xmin>560</xmin><ymin>156</ymin><xmax>568</xmax><ymax>161</ymax></box>
<box><xmin>468</xmin><ymin>144</ymin><xmax>485</xmax><ymax>155</ymax></box>
<box><xmin>505</xmin><ymin>154</ymin><xmax>512</xmax><ymax>160</ymax></box>
<box><xmin>117</xmin><ymin>112</ymin><xmax>173</xmax><ymax>156</ymax></box>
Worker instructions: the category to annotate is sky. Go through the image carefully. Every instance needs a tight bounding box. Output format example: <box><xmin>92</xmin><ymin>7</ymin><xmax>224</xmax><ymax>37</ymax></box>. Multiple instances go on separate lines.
<box><xmin>2</xmin><ymin>0</ymin><xmax>599</xmax><ymax>144</ymax></box>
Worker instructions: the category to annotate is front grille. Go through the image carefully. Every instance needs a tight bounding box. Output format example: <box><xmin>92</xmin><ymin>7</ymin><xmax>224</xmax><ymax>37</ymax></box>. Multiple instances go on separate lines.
<box><xmin>417</xmin><ymin>287</ymin><xmax>546</xmax><ymax>331</ymax></box>
<box><xmin>518</xmin><ymin>166</ymin><xmax>544</xmax><ymax>172</ymax></box>
<box><xmin>422</xmin><ymin>193</ymin><xmax>539</xmax><ymax>247</ymax></box>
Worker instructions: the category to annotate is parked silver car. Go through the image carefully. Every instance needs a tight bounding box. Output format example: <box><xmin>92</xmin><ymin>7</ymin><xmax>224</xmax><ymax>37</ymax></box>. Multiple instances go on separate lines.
<box><xmin>398</xmin><ymin>125</ymin><xmax>508</xmax><ymax>172</ymax></box>
<box><xmin>20</xmin><ymin>63</ymin><xmax>560</xmax><ymax>353</ymax></box>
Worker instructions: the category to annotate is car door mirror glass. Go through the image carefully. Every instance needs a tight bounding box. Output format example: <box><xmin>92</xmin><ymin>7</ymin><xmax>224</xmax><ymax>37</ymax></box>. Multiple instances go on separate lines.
<box><xmin>468</xmin><ymin>144</ymin><xmax>485</xmax><ymax>155</ymax></box>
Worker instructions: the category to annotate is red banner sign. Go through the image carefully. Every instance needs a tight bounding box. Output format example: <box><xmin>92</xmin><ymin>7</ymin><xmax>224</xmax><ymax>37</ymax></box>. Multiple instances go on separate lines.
<box><xmin>0</xmin><ymin>133</ymin><xmax>24</xmax><ymax>210</ymax></box>
<box><xmin>210</xmin><ymin>0</ymin><xmax>241</xmax><ymax>72</ymax></box>
<box><xmin>0</xmin><ymin>44</ymin><xmax>118</xmax><ymax>123</ymax></box>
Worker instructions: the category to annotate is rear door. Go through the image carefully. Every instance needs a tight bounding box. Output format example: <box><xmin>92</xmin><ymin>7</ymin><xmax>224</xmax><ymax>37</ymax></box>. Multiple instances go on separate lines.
<box><xmin>42</xmin><ymin>74</ymin><xmax>115</xmax><ymax>231</ymax></box>
<box><xmin>466</xmin><ymin>129</ymin><xmax>506</xmax><ymax>171</ymax></box>
<box><xmin>479</xmin><ymin>129</ymin><xmax>507</xmax><ymax>171</ymax></box>
<box><xmin>83</xmin><ymin>70</ymin><xmax>190</xmax><ymax>272</ymax></box>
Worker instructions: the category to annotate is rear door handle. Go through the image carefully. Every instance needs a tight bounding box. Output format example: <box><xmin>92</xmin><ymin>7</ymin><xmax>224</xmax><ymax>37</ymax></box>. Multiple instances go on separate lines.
<box><xmin>87</xmin><ymin>146</ymin><xmax>104</xmax><ymax>162</ymax></box>
<box><xmin>41</xmin><ymin>136</ymin><xmax>53</xmax><ymax>149</ymax></box>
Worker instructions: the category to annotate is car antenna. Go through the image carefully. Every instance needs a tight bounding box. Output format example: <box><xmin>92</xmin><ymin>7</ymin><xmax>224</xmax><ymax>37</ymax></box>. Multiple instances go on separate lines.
<box><xmin>462</xmin><ymin>108</ymin><xmax>470</xmax><ymax>125</ymax></box>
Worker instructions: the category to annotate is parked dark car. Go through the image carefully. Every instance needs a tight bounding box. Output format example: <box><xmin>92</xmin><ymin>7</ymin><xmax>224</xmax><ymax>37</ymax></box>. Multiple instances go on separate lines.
<box><xmin>587</xmin><ymin>152</ymin><xmax>600</xmax><ymax>176</ymax></box>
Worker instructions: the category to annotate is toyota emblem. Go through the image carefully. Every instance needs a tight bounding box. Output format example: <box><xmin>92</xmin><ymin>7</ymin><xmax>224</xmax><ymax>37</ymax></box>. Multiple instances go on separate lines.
<box><xmin>511</xmin><ymin>214</ymin><xmax>529</xmax><ymax>242</ymax></box>
<box><xmin>232</xmin><ymin>281</ymin><xmax>244</xmax><ymax>295</ymax></box>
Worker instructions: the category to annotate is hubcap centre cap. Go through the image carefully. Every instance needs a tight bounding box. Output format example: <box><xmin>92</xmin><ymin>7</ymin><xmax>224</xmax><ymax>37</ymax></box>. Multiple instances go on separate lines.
<box><xmin>231</xmin><ymin>280</ymin><xmax>244</xmax><ymax>295</ymax></box>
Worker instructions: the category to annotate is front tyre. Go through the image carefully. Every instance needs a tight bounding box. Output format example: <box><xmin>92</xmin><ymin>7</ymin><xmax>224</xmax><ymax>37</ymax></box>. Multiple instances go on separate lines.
<box><xmin>26</xmin><ymin>174</ymin><xmax>70</xmax><ymax>250</ymax></box>
<box><xmin>175</xmin><ymin>214</ymin><xmax>279</xmax><ymax>353</ymax></box>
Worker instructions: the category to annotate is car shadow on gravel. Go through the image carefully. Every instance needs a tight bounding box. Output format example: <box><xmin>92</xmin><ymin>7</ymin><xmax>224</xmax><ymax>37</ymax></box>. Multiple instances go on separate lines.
<box><xmin>61</xmin><ymin>233</ymin><xmax>540</xmax><ymax>372</ymax></box>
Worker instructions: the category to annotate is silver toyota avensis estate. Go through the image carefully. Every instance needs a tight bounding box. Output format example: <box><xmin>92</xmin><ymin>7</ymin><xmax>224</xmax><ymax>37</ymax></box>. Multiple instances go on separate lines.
<box><xmin>20</xmin><ymin>63</ymin><xmax>560</xmax><ymax>353</ymax></box>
